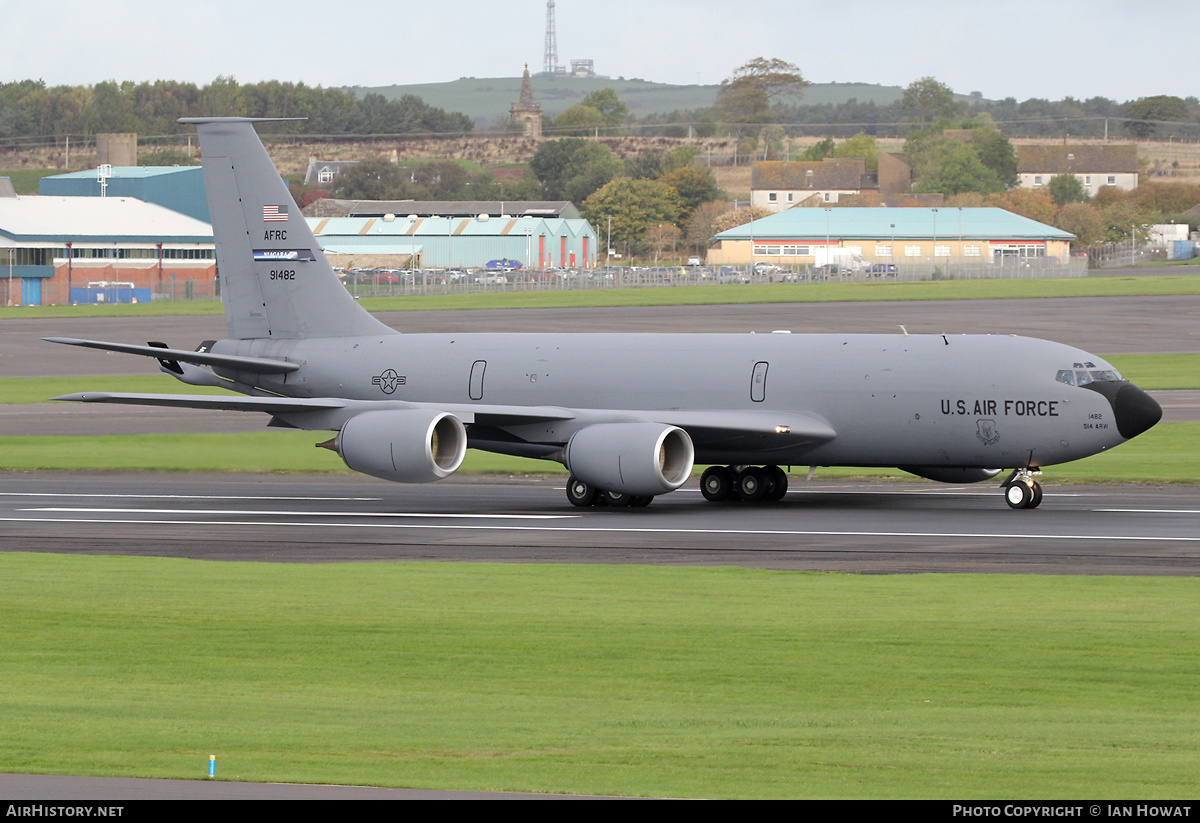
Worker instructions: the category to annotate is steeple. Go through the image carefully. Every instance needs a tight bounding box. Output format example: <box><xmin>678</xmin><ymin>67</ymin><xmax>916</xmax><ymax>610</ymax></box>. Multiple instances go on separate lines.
<box><xmin>510</xmin><ymin>65</ymin><xmax>543</xmax><ymax>138</ymax></box>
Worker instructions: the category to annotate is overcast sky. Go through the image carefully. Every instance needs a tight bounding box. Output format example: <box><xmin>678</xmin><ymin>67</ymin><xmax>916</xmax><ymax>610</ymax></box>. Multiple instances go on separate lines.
<box><xmin>3</xmin><ymin>0</ymin><xmax>1193</xmax><ymax>103</ymax></box>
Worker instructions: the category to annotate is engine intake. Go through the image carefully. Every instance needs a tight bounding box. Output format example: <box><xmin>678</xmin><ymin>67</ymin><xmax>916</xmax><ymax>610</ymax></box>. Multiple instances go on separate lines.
<box><xmin>564</xmin><ymin>423</ymin><xmax>694</xmax><ymax>496</ymax></box>
<box><xmin>337</xmin><ymin>409</ymin><xmax>466</xmax><ymax>483</ymax></box>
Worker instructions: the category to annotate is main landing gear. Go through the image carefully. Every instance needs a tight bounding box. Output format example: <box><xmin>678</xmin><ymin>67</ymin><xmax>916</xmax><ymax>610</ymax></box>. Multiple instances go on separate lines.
<box><xmin>1003</xmin><ymin>469</ymin><xmax>1043</xmax><ymax>510</ymax></box>
<box><xmin>566</xmin><ymin>476</ymin><xmax>654</xmax><ymax>508</ymax></box>
<box><xmin>700</xmin><ymin>465</ymin><xmax>789</xmax><ymax>503</ymax></box>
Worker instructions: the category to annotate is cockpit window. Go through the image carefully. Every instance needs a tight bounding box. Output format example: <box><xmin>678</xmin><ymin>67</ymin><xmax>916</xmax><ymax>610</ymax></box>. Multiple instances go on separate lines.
<box><xmin>1057</xmin><ymin>367</ymin><xmax>1123</xmax><ymax>386</ymax></box>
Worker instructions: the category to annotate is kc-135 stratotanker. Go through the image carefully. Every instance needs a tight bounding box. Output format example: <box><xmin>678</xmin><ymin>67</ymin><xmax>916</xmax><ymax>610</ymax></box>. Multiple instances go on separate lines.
<box><xmin>48</xmin><ymin>118</ymin><xmax>1162</xmax><ymax>509</ymax></box>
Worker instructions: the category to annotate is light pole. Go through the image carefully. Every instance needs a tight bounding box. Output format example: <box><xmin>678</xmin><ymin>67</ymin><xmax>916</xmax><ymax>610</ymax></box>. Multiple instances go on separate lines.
<box><xmin>606</xmin><ymin>215</ymin><xmax>611</xmax><ymax>268</ymax></box>
<box><xmin>931</xmin><ymin>208</ymin><xmax>939</xmax><ymax>265</ymax></box>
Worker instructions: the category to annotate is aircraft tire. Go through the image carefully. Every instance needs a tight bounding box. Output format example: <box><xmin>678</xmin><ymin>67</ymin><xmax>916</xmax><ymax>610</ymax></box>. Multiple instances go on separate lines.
<box><xmin>1004</xmin><ymin>480</ymin><xmax>1033</xmax><ymax>509</ymax></box>
<box><xmin>566</xmin><ymin>476</ymin><xmax>597</xmax><ymax>507</ymax></box>
<box><xmin>701</xmin><ymin>466</ymin><xmax>733</xmax><ymax>502</ymax></box>
<box><xmin>1029</xmin><ymin>482</ymin><xmax>1043</xmax><ymax>509</ymax></box>
<box><xmin>629</xmin><ymin>495</ymin><xmax>654</xmax><ymax>507</ymax></box>
<box><xmin>603</xmin><ymin>490</ymin><xmax>633</xmax><ymax>507</ymax></box>
<box><xmin>765</xmin><ymin>465</ymin><xmax>789</xmax><ymax>501</ymax></box>
<box><xmin>738</xmin><ymin>467</ymin><xmax>769</xmax><ymax>503</ymax></box>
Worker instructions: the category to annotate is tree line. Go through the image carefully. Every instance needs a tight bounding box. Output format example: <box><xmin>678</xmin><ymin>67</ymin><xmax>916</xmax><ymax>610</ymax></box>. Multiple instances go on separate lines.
<box><xmin>0</xmin><ymin>77</ymin><xmax>474</xmax><ymax>146</ymax></box>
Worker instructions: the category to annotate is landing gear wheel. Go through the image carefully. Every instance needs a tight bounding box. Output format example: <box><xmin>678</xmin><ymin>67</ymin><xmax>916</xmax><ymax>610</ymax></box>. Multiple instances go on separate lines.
<box><xmin>701</xmin><ymin>466</ymin><xmax>733</xmax><ymax>502</ymax></box>
<box><xmin>1005</xmin><ymin>480</ymin><xmax>1034</xmax><ymax>509</ymax></box>
<box><xmin>738</xmin><ymin>467</ymin><xmax>769</xmax><ymax>503</ymax></box>
<box><xmin>629</xmin><ymin>495</ymin><xmax>654</xmax><ymax>508</ymax></box>
<box><xmin>566</xmin><ymin>476</ymin><xmax>596</xmax><ymax>508</ymax></box>
<box><xmin>602</xmin><ymin>490</ymin><xmax>632</xmax><ymax>507</ymax></box>
<box><xmin>765</xmin><ymin>465</ymin><xmax>789</xmax><ymax>501</ymax></box>
<box><xmin>1028</xmin><ymin>481</ymin><xmax>1043</xmax><ymax>509</ymax></box>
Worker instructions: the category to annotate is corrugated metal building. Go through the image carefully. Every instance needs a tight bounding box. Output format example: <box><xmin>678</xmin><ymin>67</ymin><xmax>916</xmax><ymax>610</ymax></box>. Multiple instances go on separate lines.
<box><xmin>708</xmin><ymin>207</ymin><xmax>1075</xmax><ymax>266</ymax></box>
<box><xmin>40</xmin><ymin>166</ymin><xmax>210</xmax><ymax>222</ymax></box>
<box><xmin>308</xmin><ymin>214</ymin><xmax>599</xmax><ymax>269</ymax></box>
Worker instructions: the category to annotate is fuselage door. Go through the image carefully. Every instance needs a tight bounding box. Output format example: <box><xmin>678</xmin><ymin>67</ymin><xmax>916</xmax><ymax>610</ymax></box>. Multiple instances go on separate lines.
<box><xmin>469</xmin><ymin>360</ymin><xmax>487</xmax><ymax>400</ymax></box>
<box><xmin>751</xmin><ymin>361</ymin><xmax>768</xmax><ymax>403</ymax></box>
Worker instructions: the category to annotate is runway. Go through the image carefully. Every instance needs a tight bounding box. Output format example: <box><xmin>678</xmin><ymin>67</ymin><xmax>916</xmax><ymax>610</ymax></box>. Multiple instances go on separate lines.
<box><xmin>3</xmin><ymin>473</ymin><xmax>1199</xmax><ymax>575</ymax></box>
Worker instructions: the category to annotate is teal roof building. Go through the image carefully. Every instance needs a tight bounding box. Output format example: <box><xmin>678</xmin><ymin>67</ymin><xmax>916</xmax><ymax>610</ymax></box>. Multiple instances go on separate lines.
<box><xmin>708</xmin><ymin>207</ymin><xmax>1075</xmax><ymax>267</ymax></box>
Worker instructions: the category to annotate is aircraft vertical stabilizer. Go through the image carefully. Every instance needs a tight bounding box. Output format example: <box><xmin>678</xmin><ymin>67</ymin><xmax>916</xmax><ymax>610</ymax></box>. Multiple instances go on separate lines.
<box><xmin>179</xmin><ymin>117</ymin><xmax>395</xmax><ymax>341</ymax></box>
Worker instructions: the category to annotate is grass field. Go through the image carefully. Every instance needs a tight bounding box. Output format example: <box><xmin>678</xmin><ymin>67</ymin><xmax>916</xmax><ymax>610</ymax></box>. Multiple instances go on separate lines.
<box><xmin>1</xmin><ymin>553</ymin><xmax>1197</xmax><ymax>798</ymax></box>
<box><xmin>3</xmin><ymin>274</ymin><xmax>1200</xmax><ymax>320</ymax></box>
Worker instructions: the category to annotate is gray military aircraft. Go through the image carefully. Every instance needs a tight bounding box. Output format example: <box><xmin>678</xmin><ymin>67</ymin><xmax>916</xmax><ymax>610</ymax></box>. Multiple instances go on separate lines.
<box><xmin>48</xmin><ymin>117</ymin><xmax>1162</xmax><ymax>509</ymax></box>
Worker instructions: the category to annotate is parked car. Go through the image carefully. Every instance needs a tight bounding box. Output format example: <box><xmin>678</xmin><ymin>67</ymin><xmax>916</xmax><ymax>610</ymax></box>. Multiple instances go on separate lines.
<box><xmin>687</xmin><ymin>255</ymin><xmax>703</xmax><ymax>266</ymax></box>
<box><xmin>868</xmin><ymin>263</ymin><xmax>899</xmax><ymax>276</ymax></box>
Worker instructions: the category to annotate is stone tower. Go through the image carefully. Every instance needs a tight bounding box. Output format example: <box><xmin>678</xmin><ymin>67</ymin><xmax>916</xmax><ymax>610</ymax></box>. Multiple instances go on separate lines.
<box><xmin>510</xmin><ymin>65</ymin><xmax>543</xmax><ymax>138</ymax></box>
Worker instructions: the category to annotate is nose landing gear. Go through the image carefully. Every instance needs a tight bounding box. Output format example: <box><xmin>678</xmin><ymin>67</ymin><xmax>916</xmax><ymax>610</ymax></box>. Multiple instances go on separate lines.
<box><xmin>1003</xmin><ymin>469</ymin><xmax>1043</xmax><ymax>510</ymax></box>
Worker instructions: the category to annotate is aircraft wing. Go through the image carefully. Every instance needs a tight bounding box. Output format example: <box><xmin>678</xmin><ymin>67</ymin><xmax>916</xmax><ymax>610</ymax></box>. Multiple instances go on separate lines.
<box><xmin>50</xmin><ymin>392</ymin><xmax>578</xmax><ymax>425</ymax></box>
<box><xmin>51</xmin><ymin>391</ymin><xmax>834</xmax><ymax>451</ymax></box>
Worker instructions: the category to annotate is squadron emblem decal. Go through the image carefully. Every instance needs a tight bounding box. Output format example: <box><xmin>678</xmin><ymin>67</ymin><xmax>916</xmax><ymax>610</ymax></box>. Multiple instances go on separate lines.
<box><xmin>976</xmin><ymin>418</ymin><xmax>1000</xmax><ymax>446</ymax></box>
<box><xmin>372</xmin><ymin>369</ymin><xmax>406</xmax><ymax>394</ymax></box>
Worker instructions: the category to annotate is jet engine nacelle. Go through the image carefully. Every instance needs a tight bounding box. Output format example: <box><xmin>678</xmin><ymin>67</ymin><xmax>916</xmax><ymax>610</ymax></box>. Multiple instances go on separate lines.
<box><xmin>337</xmin><ymin>409</ymin><xmax>467</xmax><ymax>483</ymax></box>
<box><xmin>563</xmin><ymin>422</ymin><xmax>695</xmax><ymax>496</ymax></box>
<box><xmin>900</xmin><ymin>466</ymin><xmax>1002</xmax><ymax>484</ymax></box>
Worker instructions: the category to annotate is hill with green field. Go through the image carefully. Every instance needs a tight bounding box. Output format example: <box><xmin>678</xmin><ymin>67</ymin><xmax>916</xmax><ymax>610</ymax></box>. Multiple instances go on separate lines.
<box><xmin>352</xmin><ymin>76</ymin><xmax>909</xmax><ymax>125</ymax></box>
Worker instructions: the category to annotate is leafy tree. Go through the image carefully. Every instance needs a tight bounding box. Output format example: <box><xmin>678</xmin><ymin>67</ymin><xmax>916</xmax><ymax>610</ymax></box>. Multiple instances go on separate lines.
<box><xmin>529</xmin><ymin>138</ymin><xmax>622</xmax><ymax>202</ymax></box>
<box><xmin>799</xmin><ymin>137</ymin><xmax>835</xmax><ymax>161</ymax></box>
<box><xmin>912</xmin><ymin>138</ymin><xmax>1004</xmax><ymax>197</ymax></box>
<box><xmin>582</xmin><ymin>178</ymin><xmax>682</xmax><ymax>253</ymax></box>
<box><xmin>332</xmin><ymin>159</ymin><xmax>410</xmax><ymax>200</ymax></box>
<box><xmin>550</xmin><ymin>104</ymin><xmax>605</xmax><ymax>137</ymax></box>
<box><xmin>1123</xmin><ymin>95</ymin><xmax>1190</xmax><ymax>139</ymax></box>
<box><xmin>713</xmin><ymin>57</ymin><xmax>807</xmax><ymax>130</ymax></box>
<box><xmin>1047</xmin><ymin>174</ymin><xmax>1090</xmax><ymax>206</ymax></box>
<box><xmin>987</xmin><ymin>188</ymin><xmax>1057</xmax><ymax>225</ymax></box>
<box><xmin>902</xmin><ymin>77</ymin><xmax>960</xmax><ymax>128</ymax></box>
<box><xmin>830</xmin><ymin>132</ymin><xmax>879</xmax><ymax>171</ymax></box>
<box><xmin>579</xmin><ymin>88</ymin><xmax>628</xmax><ymax>129</ymax></box>
<box><xmin>658</xmin><ymin>166</ymin><xmax>722</xmax><ymax>223</ymax></box>
<box><xmin>966</xmin><ymin>126</ymin><xmax>1018</xmax><ymax>186</ymax></box>
<box><xmin>1054</xmin><ymin>202</ymin><xmax>1104</xmax><ymax>246</ymax></box>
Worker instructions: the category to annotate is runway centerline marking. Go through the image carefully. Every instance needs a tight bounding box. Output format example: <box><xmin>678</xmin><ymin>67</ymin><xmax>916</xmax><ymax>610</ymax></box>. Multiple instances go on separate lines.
<box><xmin>1</xmin><ymin>492</ymin><xmax>382</xmax><ymax>502</ymax></box>
<box><xmin>4</xmin><ymin>516</ymin><xmax>1198</xmax><ymax>542</ymax></box>
<box><xmin>1093</xmin><ymin>509</ymin><xmax>1200</xmax><ymax>514</ymax></box>
<box><xmin>26</xmin><ymin>507</ymin><xmax>576</xmax><ymax>521</ymax></box>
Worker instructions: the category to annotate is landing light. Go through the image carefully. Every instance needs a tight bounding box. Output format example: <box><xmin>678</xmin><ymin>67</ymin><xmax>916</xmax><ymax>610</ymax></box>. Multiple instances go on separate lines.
<box><xmin>775</xmin><ymin>425</ymin><xmax>790</xmax><ymax>434</ymax></box>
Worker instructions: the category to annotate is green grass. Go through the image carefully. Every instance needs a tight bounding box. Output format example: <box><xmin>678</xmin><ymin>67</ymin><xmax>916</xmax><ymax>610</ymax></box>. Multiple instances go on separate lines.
<box><xmin>4</xmin><ymin>274</ymin><xmax>1200</xmax><ymax>319</ymax></box>
<box><xmin>0</xmin><ymin>168</ymin><xmax>62</xmax><ymax>195</ymax></box>
<box><xmin>1</xmin><ymin>553</ymin><xmax>1197</xmax><ymax>797</ymax></box>
<box><xmin>1104</xmin><ymin>354</ymin><xmax>1200</xmax><ymax>390</ymax></box>
<box><xmin>0</xmin><ymin>375</ymin><xmax>242</xmax><ymax>404</ymax></box>
<box><xmin>2</xmin><ymin>424</ymin><xmax>1196</xmax><ymax>484</ymax></box>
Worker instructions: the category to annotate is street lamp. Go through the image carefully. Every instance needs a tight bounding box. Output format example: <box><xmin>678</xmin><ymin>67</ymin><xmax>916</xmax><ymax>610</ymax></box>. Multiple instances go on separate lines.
<box><xmin>931</xmin><ymin>208</ymin><xmax>939</xmax><ymax>264</ymax></box>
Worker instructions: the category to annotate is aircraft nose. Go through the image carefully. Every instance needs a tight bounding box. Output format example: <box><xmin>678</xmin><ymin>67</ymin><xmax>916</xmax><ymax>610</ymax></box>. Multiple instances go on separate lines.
<box><xmin>1112</xmin><ymin>382</ymin><xmax>1163</xmax><ymax>439</ymax></box>
<box><xmin>1082</xmin><ymin>381</ymin><xmax>1162</xmax><ymax>440</ymax></box>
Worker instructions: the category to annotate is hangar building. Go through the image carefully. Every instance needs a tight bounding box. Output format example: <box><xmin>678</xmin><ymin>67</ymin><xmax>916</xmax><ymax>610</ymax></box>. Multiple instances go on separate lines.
<box><xmin>0</xmin><ymin>192</ymin><xmax>215</xmax><ymax>306</ymax></box>
<box><xmin>707</xmin><ymin>207</ymin><xmax>1075</xmax><ymax>267</ymax></box>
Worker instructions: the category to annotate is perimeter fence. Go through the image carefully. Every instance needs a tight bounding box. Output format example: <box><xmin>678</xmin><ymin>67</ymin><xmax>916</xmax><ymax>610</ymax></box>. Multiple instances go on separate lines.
<box><xmin>338</xmin><ymin>257</ymin><xmax>1089</xmax><ymax>299</ymax></box>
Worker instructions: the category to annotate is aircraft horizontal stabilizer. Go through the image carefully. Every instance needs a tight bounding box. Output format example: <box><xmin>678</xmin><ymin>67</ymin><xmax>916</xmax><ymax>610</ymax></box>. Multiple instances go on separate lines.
<box><xmin>51</xmin><ymin>392</ymin><xmax>344</xmax><ymax>414</ymax></box>
<box><xmin>43</xmin><ymin>338</ymin><xmax>300</xmax><ymax>374</ymax></box>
